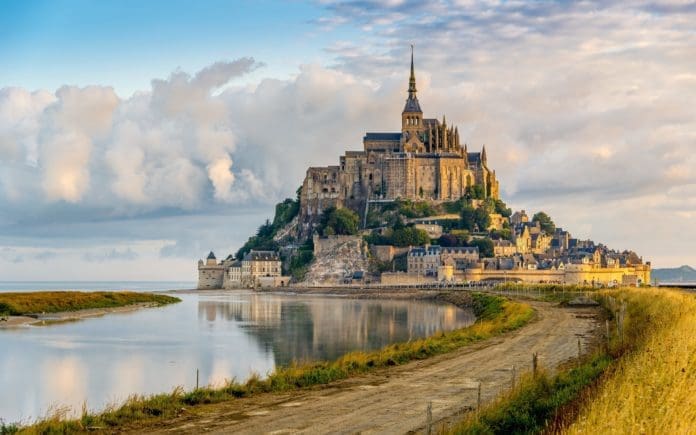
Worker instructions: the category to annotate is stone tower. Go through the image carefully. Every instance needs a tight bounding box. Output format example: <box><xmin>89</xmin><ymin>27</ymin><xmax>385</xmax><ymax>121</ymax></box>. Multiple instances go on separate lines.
<box><xmin>402</xmin><ymin>45</ymin><xmax>424</xmax><ymax>153</ymax></box>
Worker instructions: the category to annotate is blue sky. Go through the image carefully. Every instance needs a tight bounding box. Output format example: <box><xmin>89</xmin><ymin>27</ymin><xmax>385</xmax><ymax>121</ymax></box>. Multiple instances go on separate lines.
<box><xmin>1</xmin><ymin>0</ymin><xmax>696</xmax><ymax>280</ymax></box>
<box><xmin>0</xmin><ymin>0</ymin><xmax>342</xmax><ymax>95</ymax></box>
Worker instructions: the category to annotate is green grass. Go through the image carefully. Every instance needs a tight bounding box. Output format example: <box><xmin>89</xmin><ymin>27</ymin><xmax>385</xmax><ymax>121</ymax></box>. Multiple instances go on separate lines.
<box><xmin>0</xmin><ymin>291</ymin><xmax>180</xmax><ymax>316</ymax></box>
<box><xmin>449</xmin><ymin>354</ymin><xmax>613</xmax><ymax>434</ymax></box>
<box><xmin>16</xmin><ymin>293</ymin><xmax>534</xmax><ymax>434</ymax></box>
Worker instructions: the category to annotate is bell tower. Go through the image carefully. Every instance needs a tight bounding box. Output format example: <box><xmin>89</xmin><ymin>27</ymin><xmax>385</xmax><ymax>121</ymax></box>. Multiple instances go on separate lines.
<box><xmin>402</xmin><ymin>45</ymin><xmax>424</xmax><ymax>152</ymax></box>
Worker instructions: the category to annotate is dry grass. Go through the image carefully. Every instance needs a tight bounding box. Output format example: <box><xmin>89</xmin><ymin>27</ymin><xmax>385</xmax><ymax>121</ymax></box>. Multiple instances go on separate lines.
<box><xmin>14</xmin><ymin>293</ymin><xmax>533</xmax><ymax>434</ymax></box>
<box><xmin>0</xmin><ymin>291</ymin><xmax>179</xmax><ymax>315</ymax></box>
<box><xmin>565</xmin><ymin>287</ymin><xmax>696</xmax><ymax>434</ymax></box>
<box><xmin>447</xmin><ymin>286</ymin><xmax>696</xmax><ymax>435</ymax></box>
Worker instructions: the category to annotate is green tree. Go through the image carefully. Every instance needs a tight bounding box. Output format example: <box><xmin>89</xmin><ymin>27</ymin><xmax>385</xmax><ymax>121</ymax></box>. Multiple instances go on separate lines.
<box><xmin>474</xmin><ymin>208</ymin><xmax>491</xmax><ymax>231</ymax></box>
<box><xmin>287</xmin><ymin>250</ymin><xmax>314</xmax><ymax>280</ymax></box>
<box><xmin>321</xmin><ymin>207</ymin><xmax>360</xmax><ymax>236</ymax></box>
<box><xmin>493</xmin><ymin>199</ymin><xmax>512</xmax><ymax>217</ymax></box>
<box><xmin>461</xmin><ymin>205</ymin><xmax>492</xmax><ymax>232</ymax></box>
<box><xmin>272</xmin><ymin>198</ymin><xmax>300</xmax><ymax>228</ymax></box>
<box><xmin>438</xmin><ymin>233</ymin><xmax>467</xmax><ymax>247</ymax></box>
<box><xmin>460</xmin><ymin>205</ymin><xmax>477</xmax><ymax>231</ymax></box>
<box><xmin>532</xmin><ymin>211</ymin><xmax>556</xmax><ymax>234</ymax></box>
<box><xmin>468</xmin><ymin>238</ymin><xmax>494</xmax><ymax>258</ymax></box>
<box><xmin>391</xmin><ymin>227</ymin><xmax>430</xmax><ymax>247</ymax></box>
<box><xmin>466</xmin><ymin>185</ymin><xmax>485</xmax><ymax>200</ymax></box>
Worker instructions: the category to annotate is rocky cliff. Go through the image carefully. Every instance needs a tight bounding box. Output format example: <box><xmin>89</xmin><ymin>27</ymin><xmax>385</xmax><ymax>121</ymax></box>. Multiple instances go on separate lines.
<box><xmin>301</xmin><ymin>235</ymin><xmax>369</xmax><ymax>286</ymax></box>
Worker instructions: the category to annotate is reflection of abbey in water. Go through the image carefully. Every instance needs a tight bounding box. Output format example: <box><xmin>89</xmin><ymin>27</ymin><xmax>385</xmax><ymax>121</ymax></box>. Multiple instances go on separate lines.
<box><xmin>198</xmin><ymin>294</ymin><xmax>474</xmax><ymax>365</ymax></box>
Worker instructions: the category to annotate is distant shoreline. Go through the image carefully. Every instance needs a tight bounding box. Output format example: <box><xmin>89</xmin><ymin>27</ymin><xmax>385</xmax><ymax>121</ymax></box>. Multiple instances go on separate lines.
<box><xmin>0</xmin><ymin>302</ymin><xmax>165</xmax><ymax>328</ymax></box>
<box><xmin>0</xmin><ymin>291</ymin><xmax>180</xmax><ymax>328</ymax></box>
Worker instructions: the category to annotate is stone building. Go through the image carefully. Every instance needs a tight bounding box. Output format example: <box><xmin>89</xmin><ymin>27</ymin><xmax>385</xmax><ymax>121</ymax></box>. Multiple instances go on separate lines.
<box><xmin>198</xmin><ymin>250</ymin><xmax>289</xmax><ymax>289</ymax></box>
<box><xmin>299</xmin><ymin>49</ymin><xmax>499</xmax><ymax>235</ymax></box>
<box><xmin>493</xmin><ymin>239</ymin><xmax>517</xmax><ymax>257</ymax></box>
<box><xmin>407</xmin><ymin>245</ymin><xmax>442</xmax><ymax>277</ymax></box>
<box><xmin>407</xmin><ymin>245</ymin><xmax>480</xmax><ymax>279</ymax></box>
<box><xmin>197</xmin><ymin>251</ymin><xmax>225</xmax><ymax>289</ymax></box>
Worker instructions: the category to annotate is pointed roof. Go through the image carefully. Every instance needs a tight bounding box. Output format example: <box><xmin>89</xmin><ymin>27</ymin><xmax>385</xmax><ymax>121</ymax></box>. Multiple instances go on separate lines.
<box><xmin>207</xmin><ymin>251</ymin><xmax>216</xmax><ymax>260</ymax></box>
<box><xmin>403</xmin><ymin>45</ymin><xmax>422</xmax><ymax>114</ymax></box>
<box><xmin>409</xmin><ymin>44</ymin><xmax>417</xmax><ymax>95</ymax></box>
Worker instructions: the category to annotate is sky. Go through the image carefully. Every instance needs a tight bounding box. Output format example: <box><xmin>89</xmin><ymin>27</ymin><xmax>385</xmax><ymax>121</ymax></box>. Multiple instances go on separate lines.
<box><xmin>1</xmin><ymin>0</ymin><xmax>695</xmax><ymax>281</ymax></box>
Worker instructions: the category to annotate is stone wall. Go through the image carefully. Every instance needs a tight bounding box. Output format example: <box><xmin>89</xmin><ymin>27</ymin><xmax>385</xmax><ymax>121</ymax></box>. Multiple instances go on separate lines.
<box><xmin>380</xmin><ymin>272</ymin><xmax>436</xmax><ymax>285</ymax></box>
<box><xmin>198</xmin><ymin>265</ymin><xmax>224</xmax><ymax>289</ymax></box>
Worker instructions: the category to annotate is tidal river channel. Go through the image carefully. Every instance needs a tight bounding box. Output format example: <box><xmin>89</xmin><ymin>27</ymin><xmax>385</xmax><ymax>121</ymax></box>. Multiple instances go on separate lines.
<box><xmin>0</xmin><ymin>290</ymin><xmax>475</xmax><ymax>423</ymax></box>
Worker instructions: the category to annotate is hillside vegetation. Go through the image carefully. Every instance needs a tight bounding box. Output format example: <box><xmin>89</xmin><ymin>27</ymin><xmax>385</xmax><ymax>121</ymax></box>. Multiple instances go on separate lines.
<box><xmin>0</xmin><ymin>291</ymin><xmax>179</xmax><ymax>316</ymax></box>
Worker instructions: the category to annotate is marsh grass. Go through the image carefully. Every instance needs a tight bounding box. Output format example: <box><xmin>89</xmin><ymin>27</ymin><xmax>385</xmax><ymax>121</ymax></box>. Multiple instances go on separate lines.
<box><xmin>16</xmin><ymin>293</ymin><xmax>533</xmax><ymax>434</ymax></box>
<box><xmin>0</xmin><ymin>291</ymin><xmax>180</xmax><ymax>315</ymax></box>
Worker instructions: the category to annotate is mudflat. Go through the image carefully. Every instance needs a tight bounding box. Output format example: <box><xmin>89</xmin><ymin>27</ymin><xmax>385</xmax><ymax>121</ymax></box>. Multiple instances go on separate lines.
<box><xmin>0</xmin><ymin>302</ymin><xmax>165</xmax><ymax>328</ymax></box>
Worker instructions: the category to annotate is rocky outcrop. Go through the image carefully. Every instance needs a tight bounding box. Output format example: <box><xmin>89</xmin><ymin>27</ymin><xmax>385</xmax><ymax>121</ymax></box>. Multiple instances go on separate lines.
<box><xmin>301</xmin><ymin>235</ymin><xmax>369</xmax><ymax>286</ymax></box>
<box><xmin>273</xmin><ymin>214</ymin><xmax>300</xmax><ymax>243</ymax></box>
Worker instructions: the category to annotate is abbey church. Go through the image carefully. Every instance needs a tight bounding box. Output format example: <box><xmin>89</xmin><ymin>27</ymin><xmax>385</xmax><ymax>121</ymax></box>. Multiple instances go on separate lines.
<box><xmin>299</xmin><ymin>49</ymin><xmax>499</xmax><ymax>226</ymax></box>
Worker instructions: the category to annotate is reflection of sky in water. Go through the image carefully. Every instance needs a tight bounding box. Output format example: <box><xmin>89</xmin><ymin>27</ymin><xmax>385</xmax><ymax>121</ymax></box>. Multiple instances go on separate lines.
<box><xmin>0</xmin><ymin>291</ymin><xmax>473</xmax><ymax>423</ymax></box>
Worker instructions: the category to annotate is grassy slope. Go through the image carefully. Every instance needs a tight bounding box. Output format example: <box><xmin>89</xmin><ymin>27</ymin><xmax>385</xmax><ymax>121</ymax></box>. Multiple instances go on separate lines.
<box><xmin>12</xmin><ymin>293</ymin><xmax>533</xmax><ymax>434</ymax></box>
<box><xmin>449</xmin><ymin>287</ymin><xmax>696</xmax><ymax>435</ymax></box>
<box><xmin>0</xmin><ymin>291</ymin><xmax>180</xmax><ymax>316</ymax></box>
<box><xmin>566</xmin><ymin>288</ymin><xmax>696</xmax><ymax>434</ymax></box>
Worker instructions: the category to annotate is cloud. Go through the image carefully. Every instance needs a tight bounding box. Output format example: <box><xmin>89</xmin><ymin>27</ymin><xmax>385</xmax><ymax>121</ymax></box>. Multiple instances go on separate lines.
<box><xmin>3</xmin><ymin>3</ymin><xmax>696</xmax><ymax>273</ymax></box>
<box><xmin>0</xmin><ymin>58</ymin><xmax>262</xmax><ymax>215</ymax></box>
<box><xmin>82</xmin><ymin>248</ymin><xmax>139</xmax><ymax>262</ymax></box>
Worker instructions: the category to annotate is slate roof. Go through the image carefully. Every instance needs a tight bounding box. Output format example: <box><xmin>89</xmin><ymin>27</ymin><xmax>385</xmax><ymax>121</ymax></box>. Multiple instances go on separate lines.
<box><xmin>403</xmin><ymin>96</ymin><xmax>422</xmax><ymax>113</ymax></box>
<box><xmin>364</xmin><ymin>132</ymin><xmax>402</xmax><ymax>141</ymax></box>
<box><xmin>409</xmin><ymin>245</ymin><xmax>442</xmax><ymax>256</ymax></box>
<box><xmin>207</xmin><ymin>251</ymin><xmax>216</xmax><ymax>260</ymax></box>
<box><xmin>467</xmin><ymin>152</ymin><xmax>482</xmax><ymax>165</ymax></box>
<box><xmin>442</xmin><ymin>246</ymin><xmax>479</xmax><ymax>255</ymax></box>
<box><xmin>244</xmin><ymin>250</ymin><xmax>280</xmax><ymax>261</ymax></box>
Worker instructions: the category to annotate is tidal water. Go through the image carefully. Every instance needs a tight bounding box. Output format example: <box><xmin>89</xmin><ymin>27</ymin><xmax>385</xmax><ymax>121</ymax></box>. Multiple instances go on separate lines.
<box><xmin>0</xmin><ymin>290</ymin><xmax>474</xmax><ymax>423</ymax></box>
<box><xmin>0</xmin><ymin>281</ymin><xmax>196</xmax><ymax>292</ymax></box>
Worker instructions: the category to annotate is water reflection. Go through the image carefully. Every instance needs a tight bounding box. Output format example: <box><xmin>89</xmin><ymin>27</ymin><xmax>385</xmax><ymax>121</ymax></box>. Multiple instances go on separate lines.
<box><xmin>0</xmin><ymin>292</ymin><xmax>473</xmax><ymax>423</ymax></box>
<box><xmin>197</xmin><ymin>293</ymin><xmax>475</xmax><ymax>366</ymax></box>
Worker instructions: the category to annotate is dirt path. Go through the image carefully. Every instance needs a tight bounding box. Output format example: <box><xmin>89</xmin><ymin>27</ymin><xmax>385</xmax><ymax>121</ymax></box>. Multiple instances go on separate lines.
<box><xmin>141</xmin><ymin>301</ymin><xmax>600</xmax><ymax>435</ymax></box>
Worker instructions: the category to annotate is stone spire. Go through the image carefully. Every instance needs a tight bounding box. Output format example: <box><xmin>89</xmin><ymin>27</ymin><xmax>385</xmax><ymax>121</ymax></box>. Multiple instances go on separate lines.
<box><xmin>409</xmin><ymin>45</ymin><xmax>417</xmax><ymax>96</ymax></box>
<box><xmin>402</xmin><ymin>45</ymin><xmax>422</xmax><ymax>114</ymax></box>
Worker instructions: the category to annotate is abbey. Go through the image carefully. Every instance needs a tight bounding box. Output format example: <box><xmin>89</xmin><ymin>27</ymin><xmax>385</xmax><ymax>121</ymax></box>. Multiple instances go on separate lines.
<box><xmin>299</xmin><ymin>49</ymin><xmax>499</xmax><ymax>229</ymax></box>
